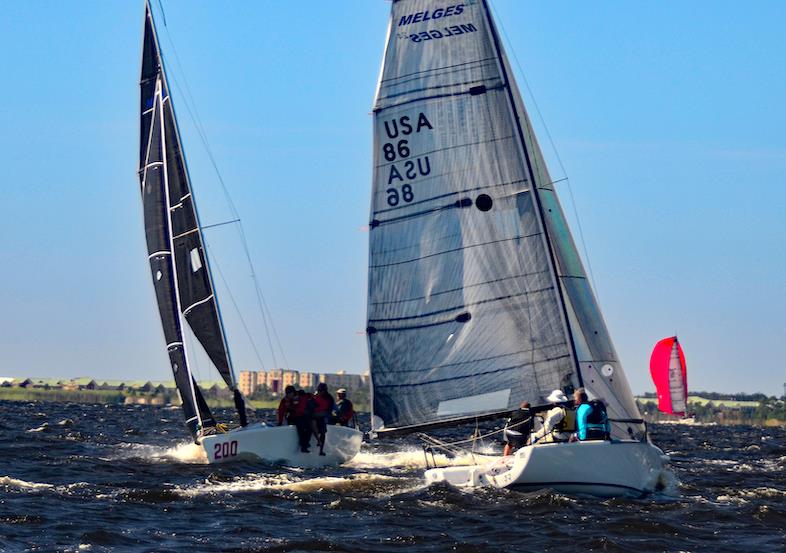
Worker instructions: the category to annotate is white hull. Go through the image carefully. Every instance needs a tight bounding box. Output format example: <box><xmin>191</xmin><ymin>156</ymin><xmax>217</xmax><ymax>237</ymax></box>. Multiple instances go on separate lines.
<box><xmin>425</xmin><ymin>440</ymin><xmax>668</xmax><ymax>497</ymax></box>
<box><xmin>200</xmin><ymin>423</ymin><xmax>363</xmax><ymax>467</ymax></box>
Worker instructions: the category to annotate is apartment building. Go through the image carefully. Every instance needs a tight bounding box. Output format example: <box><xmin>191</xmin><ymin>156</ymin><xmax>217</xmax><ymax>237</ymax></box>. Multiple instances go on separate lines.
<box><xmin>237</xmin><ymin>369</ymin><xmax>369</xmax><ymax>396</ymax></box>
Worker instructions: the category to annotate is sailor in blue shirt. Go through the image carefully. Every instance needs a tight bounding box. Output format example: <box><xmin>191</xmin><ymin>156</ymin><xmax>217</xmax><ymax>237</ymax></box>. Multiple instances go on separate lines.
<box><xmin>573</xmin><ymin>388</ymin><xmax>609</xmax><ymax>441</ymax></box>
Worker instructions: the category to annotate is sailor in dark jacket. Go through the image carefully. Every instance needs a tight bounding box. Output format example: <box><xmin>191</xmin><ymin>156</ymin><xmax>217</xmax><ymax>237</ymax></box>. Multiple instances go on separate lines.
<box><xmin>503</xmin><ymin>402</ymin><xmax>532</xmax><ymax>455</ymax></box>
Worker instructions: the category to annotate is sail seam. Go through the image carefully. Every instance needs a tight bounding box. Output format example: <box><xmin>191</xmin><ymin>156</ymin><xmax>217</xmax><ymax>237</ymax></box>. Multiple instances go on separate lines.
<box><xmin>371</xmin><ymin>198</ymin><xmax>471</xmax><ymax>227</ymax></box>
<box><xmin>375</xmin><ymin>83</ymin><xmax>505</xmax><ymax>112</ymax></box>
<box><xmin>374</xmin><ymin>134</ymin><xmax>514</xmax><ymax>170</ymax></box>
<box><xmin>369</xmin><ymin>233</ymin><xmax>541</xmax><ymax>269</ymax></box>
<box><xmin>379</xmin><ymin>62</ymin><xmax>498</xmax><ymax>92</ymax></box>
<box><xmin>370</xmin><ymin>269</ymin><xmax>549</xmax><ymax>306</ymax></box>
<box><xmin>369</xmin><ymin>286</ymin><xmax>555</xmax><ymax>323</ymax></box>
<box><xmin>375</xmin><ymin>356</ymin><xmax>571</xmax><ymax>388</ymax></box>
<box><xmin>391</xmin><ymin>345</ymin><xmax>571</xmax><ymax>374</ymax></box>
<box><xmin>373</xmin><ymin>178</ymin><xmax>526</xmax><ymax>215</ymax></box>
<box><xmin>380</xmin><ymin>57</ymin><xmax>496</xmax><ymax>83</ymax></box>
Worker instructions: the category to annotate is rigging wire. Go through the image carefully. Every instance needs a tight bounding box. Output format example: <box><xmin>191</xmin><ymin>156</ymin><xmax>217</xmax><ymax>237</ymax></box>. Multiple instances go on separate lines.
<box><xmin>488</xmin><ymin>0</ymin><xmax>601</xmax><ymax>301</ymax></box>
<box><xmin>205</xmin><ymin>243</ymin><xmax>267</xmax><ymax>372</ymax></box>
<box><xmin>153</xmin><ymin>1</ymin><xmax>291</xmax><ymax>369</ymax></box>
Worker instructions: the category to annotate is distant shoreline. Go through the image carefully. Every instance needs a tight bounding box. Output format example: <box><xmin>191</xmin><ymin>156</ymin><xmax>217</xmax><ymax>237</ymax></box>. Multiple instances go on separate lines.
<box><xmin>0</xmin><ymin>387</ymin><xmax>370</xmax><ymax>412</ymax></box>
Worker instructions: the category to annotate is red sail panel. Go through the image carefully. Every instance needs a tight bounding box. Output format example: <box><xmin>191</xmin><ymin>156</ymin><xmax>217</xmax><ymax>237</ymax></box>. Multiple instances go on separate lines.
<box><xmin>649</xmin><ymin>337</ymin><xmax>688</xmax><ymax>416</ymax></box>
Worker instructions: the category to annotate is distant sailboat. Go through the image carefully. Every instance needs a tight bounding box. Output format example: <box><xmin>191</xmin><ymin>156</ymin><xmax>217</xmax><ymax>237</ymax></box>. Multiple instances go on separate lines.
<box><xmin>137</xmin><ymin>1</ymin><xmax>361</xmax><ymax>466</ymax></box>
<box><xmin>366</xmin><ymin>0</ymin><xmax>666</xmax><ymax>495</ymax></box>
<box><xmin>650</xmin><ymin>336</ymin><xmax>689</xmax><ymax>417</ymax></box>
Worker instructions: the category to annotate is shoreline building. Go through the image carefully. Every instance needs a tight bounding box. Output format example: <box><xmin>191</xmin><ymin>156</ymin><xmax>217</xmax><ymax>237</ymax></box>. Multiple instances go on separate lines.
<box><xmin>237</xmin><ymin>369</ymin><xmax>369</xmax><ymax>397</ymax></box>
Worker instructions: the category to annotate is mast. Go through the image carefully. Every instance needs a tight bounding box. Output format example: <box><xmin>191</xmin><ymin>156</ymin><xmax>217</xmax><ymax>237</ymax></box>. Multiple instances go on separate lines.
<box><xmin>156</xmin><ymin>76</ymin><xmax>204</xmax><ymax>431</ymax></box>
<box><xmin>479</xmin><ymin>0</ymin><xmax>583</xmax><ymax>388</ymax></box>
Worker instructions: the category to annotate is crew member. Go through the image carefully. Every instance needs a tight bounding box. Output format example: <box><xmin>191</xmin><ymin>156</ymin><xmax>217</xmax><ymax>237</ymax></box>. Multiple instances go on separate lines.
<box><xmin>503</xmin><ymin>402</ymin><xmax>532</xmax><ymax>455</ymax></box>
<box><xmin>333</xmin><ymin>388</ymin><xmax>355</xmax><ymax>427</ymax></box>
<box><xmin>276</xmin><ymin>385</ymin><xmax>297</xmax><ymax>426</ymax></box>
<box><xmin>309</xmin><ymin>383</ymin><xmax>335</xmax><ymax>456</ymax></box>
<box><xmin>531</xmin><ymin>389</ymin><xmax>575</xmax><ymax>443</ymax></box>
<box><xmin>294</xmin><ymin>389</ymin><xmax>313</xmax><ymax>452</ymax></box>
<box><xmin>573</xmin><ymin>388</ymin><xmax>610</xmax><ymax>441</ymax></box>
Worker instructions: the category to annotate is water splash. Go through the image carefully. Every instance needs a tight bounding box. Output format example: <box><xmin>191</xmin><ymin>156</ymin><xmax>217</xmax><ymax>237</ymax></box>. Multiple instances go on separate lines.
<box><xmin>348</xmin><ymin>446</ymin><xmax>496</xmax><ymax>471</ymax></box>
<box><xmin>112</xmin><ymin>441</ymin><xmax>208</xmax><ymax>464</ymax></box>
<box><xmin>175</xmin><ymin>471</ymin><xmax>422</xmax><ymax>498</ymax></box>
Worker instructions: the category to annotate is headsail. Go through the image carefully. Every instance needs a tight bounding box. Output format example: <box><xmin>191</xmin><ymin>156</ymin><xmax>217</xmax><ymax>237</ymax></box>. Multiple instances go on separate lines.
<box><xmin>367</xmin><ymin>0</ymin><xmax>642</xmax><ymax>436</ymax></box>
<box><xmin>649</xmin><ymin>336</ymin><xmax>688</xmax><ymax>416</ymax></box>
<box><xmin>139</xmin><ymin>3</ymin><xmax>238</xmax><ymax>437</ymax></box>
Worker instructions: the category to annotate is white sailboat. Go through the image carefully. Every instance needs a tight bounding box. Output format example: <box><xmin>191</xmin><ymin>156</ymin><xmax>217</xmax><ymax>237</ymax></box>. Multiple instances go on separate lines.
<box><xmin>366</xmin><ymin>0</ymin><xmax>667</xmax><ymax>495</ymax></box>
<box><xmin>137</xmin><ymin>2</ymin><xmax>362</xmax><ymax>466</ymax></box>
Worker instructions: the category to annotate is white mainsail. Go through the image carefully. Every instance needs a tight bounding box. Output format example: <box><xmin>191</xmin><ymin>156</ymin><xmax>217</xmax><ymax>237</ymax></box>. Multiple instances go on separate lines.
<box><xmin>367</xmin><ymin>0</ymin><xmax>641</xmax><ymax>437</ymax></box>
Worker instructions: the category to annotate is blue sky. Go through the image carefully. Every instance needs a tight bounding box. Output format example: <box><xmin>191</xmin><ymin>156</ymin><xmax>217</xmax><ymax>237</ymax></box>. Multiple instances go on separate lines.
<box><xmin>0</xmin><ymin>1</ymin><xmax>783</xmax><ymax>395</ymax></box>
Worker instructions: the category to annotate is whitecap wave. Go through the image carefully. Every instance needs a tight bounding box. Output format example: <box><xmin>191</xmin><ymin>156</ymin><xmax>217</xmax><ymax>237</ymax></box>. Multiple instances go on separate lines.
<box><xmin>0</xmin><ymin>475</ymin><xmax>54</xmax><ymax>490</ymax></box>
<box><xmin>26</xmin><ymin>422</ymin><xmax>49</xmax><ymax>433</ymax></box>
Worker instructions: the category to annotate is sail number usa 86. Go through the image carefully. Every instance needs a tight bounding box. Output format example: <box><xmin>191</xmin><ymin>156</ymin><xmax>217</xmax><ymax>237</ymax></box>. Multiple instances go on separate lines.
<box><xmin>381</xmin><ymin>112</ymin><xmax>435</xmax><ymax>207</ymax></box>
<box><xmin>213</xmin><ymin>440</ymin><xmax>238</xmax><ymax>460</ymax></box>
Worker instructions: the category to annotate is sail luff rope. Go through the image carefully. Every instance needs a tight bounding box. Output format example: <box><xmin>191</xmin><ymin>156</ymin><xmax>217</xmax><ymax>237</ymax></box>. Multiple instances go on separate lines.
<box><xmin>154</xmin><ymin>6</ymin><xmax>290</xmax><ymax>369</ymax></box>
<box><xmin>488</xmin><ymin>0</ymin><xmax>601</xmax><ymax>302</ymax></box>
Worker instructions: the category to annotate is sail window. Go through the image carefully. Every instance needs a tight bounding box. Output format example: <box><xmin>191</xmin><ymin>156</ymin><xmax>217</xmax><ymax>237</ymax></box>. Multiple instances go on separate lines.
<box><xmin>436</xmin><ymin>389</ymin><xmax>511</xmax><ymax>417</ymax></box>
<box><xmin>190</xmin><ymin>248</ymin><xmax>203</xmax><ymax>273</ymax></box>
<box><xmin>155</xmin><ymin>270</ymin><xmax>162</xmax><ymax>281</ymax></box>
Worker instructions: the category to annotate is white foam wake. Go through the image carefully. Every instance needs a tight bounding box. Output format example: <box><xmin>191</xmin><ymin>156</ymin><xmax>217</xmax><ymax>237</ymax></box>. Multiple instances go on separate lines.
<box><xmin>112</xmin><ymin>441</ymin><xmax>208</xmax><ymax>464</ymax></box>
<box><xmin>0</xmin><ymin>475</ymin><xmax>54</xmax><ymax>490</ymax></box>
<box><xmin>348</xmin><ymin>446</ymin><xmax>497</xmax><ymax>470</ymax></box>
<box><xmin>176</xmin><ymin>471</ymin><xmax>420</xmax><ymax>498</ymax></box>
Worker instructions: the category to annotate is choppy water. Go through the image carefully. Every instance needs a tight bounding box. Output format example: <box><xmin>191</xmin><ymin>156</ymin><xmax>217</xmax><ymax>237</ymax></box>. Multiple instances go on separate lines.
<box><xmin>1</xmin><ymin>401</ymin><xmax>784</xmax><ymax>552</ymax></box>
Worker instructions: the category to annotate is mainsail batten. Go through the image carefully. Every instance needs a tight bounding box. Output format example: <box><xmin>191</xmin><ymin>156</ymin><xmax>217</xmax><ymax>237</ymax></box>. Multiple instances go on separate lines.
<box><xmin>368</xmin><ymin>0</ymin><xmax>642</xmax><ymax>436</ymax></box>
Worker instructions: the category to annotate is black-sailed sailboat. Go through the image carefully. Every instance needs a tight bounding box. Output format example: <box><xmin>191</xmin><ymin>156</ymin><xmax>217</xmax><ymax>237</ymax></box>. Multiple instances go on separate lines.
<box><xmin>138</xmin><ymin>1</ymin><xmax>362</xmax><ymax>466</ymax></box>
<box><xmin>367</xmin><ymin>0</ymin><xmax>667</xmax><ymax>495</ymax></box>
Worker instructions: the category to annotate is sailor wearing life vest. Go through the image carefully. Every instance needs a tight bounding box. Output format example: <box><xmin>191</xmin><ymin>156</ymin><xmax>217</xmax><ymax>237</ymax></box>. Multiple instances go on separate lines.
<box><xmin>531</xmin><ymin>389</ymin><xmax>575</xmax><ymax>444</ymax></box>
<box><xmin>573</xmin><ymin>388</ymin><xmax>610</xmax><ymax>441</ymax></box>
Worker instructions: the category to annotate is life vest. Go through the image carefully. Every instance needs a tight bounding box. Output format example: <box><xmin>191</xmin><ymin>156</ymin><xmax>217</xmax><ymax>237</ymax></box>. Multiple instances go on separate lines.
<box><xmin>277</xmin><ymin>397</ymin><xmax>295</xmax><ymax>424</ymax></box>
<box><xmin>312</xmin><ymin>393</ymin><xmax>334</xmax><ymax>416</ymax></box>
<box><xmin>585</xmin><ymin>399</ymin><xmax>609</xmax><ymax>439</ymax></box>
<box><xmin>554</xmin><ymin>406</ymin><xmax>577</xmax><ymax>433</ymax></box>
<box><xmin>293</xmin><ymin>394</ymin><xmax>312</xmax><ymax>417</ymax></box>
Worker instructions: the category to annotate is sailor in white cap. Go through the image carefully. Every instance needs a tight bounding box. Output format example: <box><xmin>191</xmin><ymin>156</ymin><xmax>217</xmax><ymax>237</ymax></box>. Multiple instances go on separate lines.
<box><xmin>333</xmin><ymin>388</ymin><xmax>356</xmax><ymax>427</ymax></box>
<box><xmin>531</xmin><ymin>389</ymin><xmax>575</xmax><ymax>444</ymax></box>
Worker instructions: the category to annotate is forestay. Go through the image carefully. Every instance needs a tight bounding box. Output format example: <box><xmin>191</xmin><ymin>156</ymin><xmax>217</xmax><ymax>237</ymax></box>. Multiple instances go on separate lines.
<box><xmin>367</xmin><ymin>0</ymin><xmax>642</xmax><ymax>436</ymax></box>
<box><xmin>138</xmin><ymin>4</ymin><xmax>236</xmax><ymax>437</ymax></box>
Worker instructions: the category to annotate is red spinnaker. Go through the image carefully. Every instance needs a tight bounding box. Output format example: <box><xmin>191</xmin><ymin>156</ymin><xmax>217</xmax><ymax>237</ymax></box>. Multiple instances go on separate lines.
<box><xmin>649</xmin><ymin>337</ymin><xmax>688</xmax><ymax>416</ymax></box>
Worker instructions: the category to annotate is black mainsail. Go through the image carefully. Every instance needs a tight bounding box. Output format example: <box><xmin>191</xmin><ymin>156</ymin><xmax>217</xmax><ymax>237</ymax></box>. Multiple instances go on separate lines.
<box><xmin>367</xmin><ymin>0</ymin><xmax>641</xmax><ymax>437</ymax></box>
<box><xmin>139</xmin><ymin>3</ymin><xmax>243</xmax><ymax>438</ymax></box>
